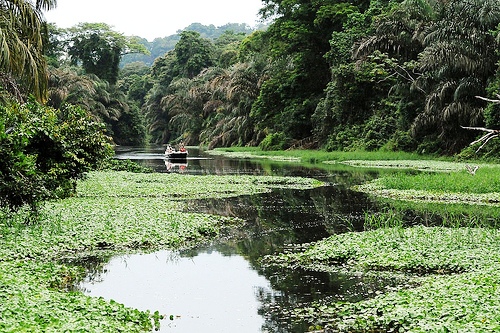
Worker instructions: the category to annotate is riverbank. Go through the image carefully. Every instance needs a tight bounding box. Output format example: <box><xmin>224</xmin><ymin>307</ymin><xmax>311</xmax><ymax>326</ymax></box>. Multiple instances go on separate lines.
<box><xmin>208</xmin><ymin>147</ymin><xmax>433</xmax><ymax>164</ymax></box>
<box><xmin>210</xmin><ymin>148</ymin><xmax>500</xmax><ymax>206</ymax></box>
<box><xmin>0</xmin><ymin>171</ymin><xmax>321</xmax><ymax>332</ymax></box>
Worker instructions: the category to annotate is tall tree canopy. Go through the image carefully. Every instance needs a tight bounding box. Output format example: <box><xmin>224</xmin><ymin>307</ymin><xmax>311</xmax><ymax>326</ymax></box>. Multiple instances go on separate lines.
<box><xmin>36</xmin><ymin>1</ymin><xmax>500</xmax><ymax>156</ymax></box>
<box><xmin>174</xmin><ymin>30</ymin><xmax>215</xmax><ymax>79</ymax></box>
<box><xmin>144</xmin><ymin>31</ymin><xmax>216</xmax><ymax>143</ymax></box>
<box><xmin>251</xmin><ymin>0</ymin><xmax>371</xmax><ymax>143</ymax></box>
<box><xmin>67</xmin><ymin>23</ymin><xmax>148</xmax><ymax>84</ymax></box>
<box><xmin>0</xmin><ymin>0</ymin><xmax>56</xmax><ymax>101</ymax></box>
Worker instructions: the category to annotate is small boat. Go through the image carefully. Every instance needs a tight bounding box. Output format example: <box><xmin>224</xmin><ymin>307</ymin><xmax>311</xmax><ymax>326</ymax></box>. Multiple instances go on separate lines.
<box><xmin>165</xmin><ymin>151</ymin><xmax>188</xmax><ymax>160</ymax></box>
<box><xmin>164</xmin><ymin>144</ymin><xmax>188</xmax><ymax>160</ymax></box>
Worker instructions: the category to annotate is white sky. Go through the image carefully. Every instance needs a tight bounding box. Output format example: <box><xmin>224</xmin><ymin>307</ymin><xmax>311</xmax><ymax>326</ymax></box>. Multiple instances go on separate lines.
<box><xmin>44</xmin><ymin>0</ymin><xmax>264</xmax><ymax>41</ymax></box>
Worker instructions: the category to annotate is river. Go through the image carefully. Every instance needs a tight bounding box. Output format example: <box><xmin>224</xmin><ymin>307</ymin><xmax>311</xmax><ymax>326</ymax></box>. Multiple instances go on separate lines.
<box><xmin>77</xmin><ymin>146</ymin><xmax>396</xmax><ymax>332</ymax></box>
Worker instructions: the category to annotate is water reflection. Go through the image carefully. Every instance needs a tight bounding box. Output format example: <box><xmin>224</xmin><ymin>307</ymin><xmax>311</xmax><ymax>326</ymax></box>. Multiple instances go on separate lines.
<box><xmin>78</xmin><ymin>146</ymin><xmax>397</xmax><ymax>332</ymax></box>
<box><xmin>165</xmin><ymin>160</ymin><xmax>188</xmax><ymax>173</ymax></box>
<box><xmin>186</xmin><ymin>184</ymin><xmax>373</xmax><ymax>242</ymax></box>
<box><xmin>114</xmin><ymin>145</ymin><xmax>374</xmax><ymax>179</ymax></box>
<box><xmin>78</xmin><ymin>247</ymin><xmax>401</xmax><ymax>333</ymax></box>
<box><xmin>81</xmin><ymin>250</ymin><xmax>272</xmax><ymax>332</ymax></box>
<box><xmin>114</xmin><ymin>145</ymin><xmax>255</xmax><ymax>175</ymax></box>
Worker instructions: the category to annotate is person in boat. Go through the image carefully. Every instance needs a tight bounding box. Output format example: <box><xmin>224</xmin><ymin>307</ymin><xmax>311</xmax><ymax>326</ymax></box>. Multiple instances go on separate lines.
<box><xmin>165</xmin><ymin>144</ymin><xmax>174</xmax><ymax>155</ymax></box>
<box><xmin>179</xmin><ymin>142</ymin><xmax>186</xmax><ymax>153</ymax></box>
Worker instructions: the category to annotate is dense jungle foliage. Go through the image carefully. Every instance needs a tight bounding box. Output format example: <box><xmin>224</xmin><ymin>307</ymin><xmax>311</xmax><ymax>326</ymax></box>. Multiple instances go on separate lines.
<box><xmin>136</xmin><ymin>0</ymin><xmax>500</xmax><ymax>155</ymax></box>
<box><xmin>40</xmin><ymin>0</ymin><xmax>500</xmax><ymax>157</ymax></box>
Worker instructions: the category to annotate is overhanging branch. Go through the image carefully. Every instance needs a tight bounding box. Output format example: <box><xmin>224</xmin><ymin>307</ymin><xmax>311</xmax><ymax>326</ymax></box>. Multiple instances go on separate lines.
<box><xmin>461</xmin><ymin>126</ymin><xmax>500</xmax><ymax>152</ymax></box>
<box><xmin>475</xmin><ymin>94</ymin><xmax>500</xmax><ymax>104</ymax></box>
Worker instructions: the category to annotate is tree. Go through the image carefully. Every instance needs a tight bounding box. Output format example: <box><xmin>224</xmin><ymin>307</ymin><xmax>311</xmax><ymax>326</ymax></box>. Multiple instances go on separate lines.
<box><xmin>251</xmin><ymin>0</ymin><xmax>368</xmax><ymax>144</ymax></box>
<box><xmin>117</xmin><ymin>62</ymin><xmax>153</xmax><ymax>106</ymax></box>
<box><xmin>144</xmin><ymin>32</ymin><xmax>215</xmax><ymax>143</ymax></box>
<box><xmin>67</xmin><ymin>23</ymin><xmax>148</xmax><ymax>84</ymax></box>
<box><xmin>0</xmin><ymin>100</ymin><xmax>112</xmax><ymax>213</ymax></box>
<box><xmin>120</xmin><ymin>22</ymin><xmax>254</xmax><ymax>68</ymax></box>
<box><xmin>47</xmin><ymin>66</ymin><xmax>147</xmax><ymax>145</ymax></box>
<box><xmin>174</xmin><ymin>31</ymin><xmax>215</xmax><ymax>79</ymax></box>
<box><xmin>312</xmin><ymin>59</ymin><xmax>400</xmax><ymax>151</ymax></box>
<box><xmin>354</xmin><ymin>0</ymin><xmax>500</xmax><ymax>153</ymax></box>
<box><xmin>160</xmin><ymin>76</ymin><xmax>206</xmax><ymax>144</ymax></box>
<box><xmin>214</xmin><ymin>31</ymin><xmax>248</xmax><ymax>68</ymax></box>
<box><xmin>200</xmin><ymin>62</ymin><xmax>263</xmax><ymax>148</ymax></box>
<box><xmin>411</xmin><ymin>0</ymin><xmax>500</xmax><ymax>153</ymax></box>
<box><xmin>143</xmin><ymin>52</ymin><xmax>179</xmax><ymax>143</ymax></box>
<box><xmin>44</xmin><ymin>23</ymin><xmax>68</xmax><ymax>68</ymax></box>
<box><xmin>0</xmin><ymin>0</ymin><xmax>57</xmax><ymax>102</ymax></box>
<box><xmin>47</xmin><ymin>66</ymin><xmax>96</xmax><ymax>109</ymax></box>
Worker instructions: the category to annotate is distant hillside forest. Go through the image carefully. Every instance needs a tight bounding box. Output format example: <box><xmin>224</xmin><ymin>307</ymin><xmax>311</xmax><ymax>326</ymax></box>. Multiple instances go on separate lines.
<box><xmin>10</xmin><ymin>0</ymin><xmax>500</xmax><ymax>157</ymax></box>
<box><xmin>120</xmin><ymin>23</ymin><xmax>257</xmax><ymax>67</ymax></box>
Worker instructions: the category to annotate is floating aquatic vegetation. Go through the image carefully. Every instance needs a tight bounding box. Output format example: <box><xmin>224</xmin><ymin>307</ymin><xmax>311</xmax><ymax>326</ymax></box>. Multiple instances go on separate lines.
<box><xmin>355</xmin><ymin>171</ymin><xmax>500</xmax><ymax>206</ymax></box>
<box><xmin>0</xmin><ymin>171</ymin><xmax>321</xmax><ymax>332</ymax></box>
<box><xmin>336</xmin><ymin>159</ymin><xmax>500</xmax><ymax>172</ymax></box>
<box><xmin>77</xmin><ymin>171</ymin><xmax>322</xmax><ymax>199</ymax></box>
<box><xmin>264</xmin><ymin>226</ymin><xmax>500</xmax><ymax>332</ymax></box>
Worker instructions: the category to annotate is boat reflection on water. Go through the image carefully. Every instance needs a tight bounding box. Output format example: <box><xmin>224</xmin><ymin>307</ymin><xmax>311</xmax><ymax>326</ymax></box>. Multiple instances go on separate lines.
<box><xmin>165</xmin><ymin>159</ymin><xmax>188</xmax><ymax>173</ymax></box>
<box><xmin>164</xmin><ymin>143</ymin><xmax>188</xmax><ymax>172</ymax></box>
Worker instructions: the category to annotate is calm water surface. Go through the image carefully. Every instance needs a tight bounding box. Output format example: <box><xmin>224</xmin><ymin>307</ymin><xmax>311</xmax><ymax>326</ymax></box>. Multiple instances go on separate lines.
<box><xmin>78</xmin><ymin>146</ymin><xmax>395</xmax><ymax>332</ymax></box>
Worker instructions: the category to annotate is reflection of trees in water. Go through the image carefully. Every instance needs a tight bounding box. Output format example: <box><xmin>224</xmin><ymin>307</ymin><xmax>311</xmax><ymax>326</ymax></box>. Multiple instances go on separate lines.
<box><xmin>254</xmin><ymin>268</ymin><xmax>409</xmax><ymax>332</ymax></box>
<box><xmin>63</xmin><ymin>253</ymin><xmax>113</xmax><ymax>292</ymax></box>
<box><xmin>183</xmin><ymin>175</ymin><xmax>389</xmax><ymax>331</ymax></box>
<box><xmin>185</xmin><ymin>179</ymin><xmax>381</xmax><ymax>260</ymax></box>
<box><xmin>182</xmin><ymin>177</ymin><xmax>384</xmax><ymax>277</ymax></box>
<box><xmin>308</xmin><ymin>185</ymin><xmax>379</xmax><ymax>234</ymax></box>
<box><xmin>255</xmin><ymin>286</ymin><xmax>309</xmax><ymax>333</ymax></box>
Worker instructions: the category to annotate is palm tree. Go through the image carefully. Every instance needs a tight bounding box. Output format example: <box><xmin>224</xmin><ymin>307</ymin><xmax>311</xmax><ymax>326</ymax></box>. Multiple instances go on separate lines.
<box><xmin>355</xmin><ymin>0</ymin><xmax>500</xmax><ymax>153</ymax></box>
<box><xmin>47</xmin><ymin>67</ymin><xmax>96</xmax><ymax>109</ymax></box>
<box><xmin>354</xmin><ymin>0</ymin><xmax>429</xmax><ymax>63</ymax></box>
<box><xmin>161</xmin><ymin>76</ymin><xmax>207</xmax><ymax>144</ymax></box>
<box><xmin>411</xmin><ymin>0</ymin><xmax>500</xmax><ymax>152</ymax></box>
<box><xmin>196</xmin><ymin>61</ymin><xmax>266</xmax><ymax>148</ymax></box>
<box><xmin>0</xmin><ymin>0</ymin><xmax>57</xmax><ymax>102</ymax></box>
<box><xmin>143</xmin><ymin>82</ymin><xmax>170</xmax><ymax>143</ymax></box>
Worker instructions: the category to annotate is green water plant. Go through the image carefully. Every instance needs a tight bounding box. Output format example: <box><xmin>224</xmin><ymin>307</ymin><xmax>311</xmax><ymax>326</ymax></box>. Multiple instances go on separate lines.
<box><xmin>0</xmin><ymin>260</ymin><xmax>154</xmax><ymax>332</ymax></box>
<box><xmin>296</xmin><ymin>267</ymin><xmax>500</xmax><ymax>332</ymax></box>
<box><xmin>101</xmin><ymin>158</ymin><xmax>154</xmax><ymax>173</ymax></box>
<box><xmin>378</xmin><ymin>199</ymin><xmax>500</xmax><ymax>228</ymax></box>
<box><xmin>337</xmin><ymin>159</ymin><xmax>491</xmax><ymax>172</ymax></box>
<box><xmin>264</xmin><ymin>226</ymin><xmax>500</xmax><ymax>274</ymax></box>
<box><xmin>76</xmin><ymin>171</ymin><xmax>322</xmax><ymax>199</ymax></box>
<box><xmin>355</xmin><ymin>168</ymin><xmax>500</xmax><ymax>206</ymax></box>
<box><xmin>263</xmin><ymin>225</ymin><xmax>500</xmax><ymax>332</ymax></box>
<box><xmin>0</xmin><ymin>170</ymin><xmax>322</xmax><ymax>332</ymax></box>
